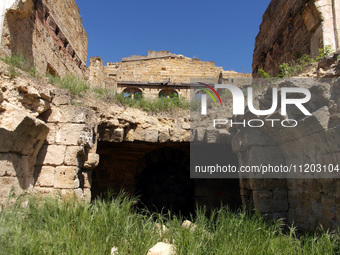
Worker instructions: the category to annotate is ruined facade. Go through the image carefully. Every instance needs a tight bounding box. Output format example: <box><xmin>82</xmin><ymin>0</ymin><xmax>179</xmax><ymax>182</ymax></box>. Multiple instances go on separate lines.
<box><xmin>0</xmin><ymin>0</ymin><xmax>87</xmax><ymax>77</ymax></box>
<box><xmin>253</xmin><ymin>0</ymin><xmax>340</xmax><ymax>77</ymax></box>
<box><xmin>2</xmin><ymin>0</ymin><xmax>340</xmax><ymax>233</ymax></box>
<box><xmin>88</xmin><ymin>50</ymin><xmax>251</xmax><ymax>100</ymax></box>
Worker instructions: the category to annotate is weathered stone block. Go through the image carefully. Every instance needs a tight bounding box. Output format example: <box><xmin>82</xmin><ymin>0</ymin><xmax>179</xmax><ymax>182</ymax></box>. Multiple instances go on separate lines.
<box><xmin>48</xmin><ymin>106</ymin><xmax>94</xmax><ymax>124</ymax></box>
<box><xmin>35</xmin><ymin>166</ymin><xmax>55</xmax><ymax>187</ymax></box>
<box><xmin>147</xmin><ymin>242</ymin><xmax>175</xmax><ymax>255</ymax></box>
<box><xmin>83</xmin><ymin>153</ymin><xmax>99</xmax><ymax>170</ymax></box>
<box><xmin>145</xmin><ymin>129</ymin><xmax>158</xmax><ymax>143</ymax></box>
<box><xmin>158</xmin><ymin>127</ymin><xmax>170</xmax><ymax>143</ymax></box>
<box><xmin>81</xmin><ymin>171</ymin><xmax>92</xmax><ymax>188</ymax></box>
<box><xmin>64</xmin><ymin>146</ymin><xmax>84</xmax><ymax>166</ymax></box>
<box><xmin>83</xmin><ymin>188</ymin><xmax>91</xmax><ymax>202</ymax></box>
<box><xmin>54</xmin><ymin>166</ymin><xmax>79</xmax><ymax>189</ymax></box>
<box><xmin>55</xmin><ymin>123</ymin><xmax>87</xmax><ymax>145</ymax></box>
<box><xmin>112</xmin><ymin>128</ymin><xmax>124</xmax><ymax>142</ymax></box>
<box><xmin>37</xmin><ymin>145</ymin><xmax>66</xmax><ymax>166</ymax></box>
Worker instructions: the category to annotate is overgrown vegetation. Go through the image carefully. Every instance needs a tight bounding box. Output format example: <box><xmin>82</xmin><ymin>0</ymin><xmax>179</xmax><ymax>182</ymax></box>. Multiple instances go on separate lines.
<box><xmin>47</xmin><ymin>74</ymin><xmax>90</xmax><ymax>97</ymax></box>
<box><xmin>258</xmin><ymin>45</ymin><xmax>335</xmax><ymax>78</ymax></box>
<box><xmin>258</xmin><ymin>68</ymin><xmax>271</xmax><ymax>79</ymax></box>
<box><xmin>315</xmin><ymin>45</ymin><xmax>334</xmax><ymax>61</ymax></box>
<box><xmin>0</xmin><ymin>194</ymin><xmax>339</xmax><ymax>255</ymax></box>
<box><xmin>0</xmin><ymin>54</ymin><xmax>191</xmax><ymax>112</ymax></box>
<box><xmin>113</xmin><ymin>92</ymin><xmax>190</xmax><ymax>113</ymax></box>
<box><xmin>0</xmin><ymin>53</ymin><xmax>38</xmax><ymax>79</ymax></box>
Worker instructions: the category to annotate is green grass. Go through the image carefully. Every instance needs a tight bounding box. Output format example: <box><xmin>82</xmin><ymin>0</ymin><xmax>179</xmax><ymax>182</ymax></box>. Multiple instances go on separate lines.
<box><xmin>0</xmin><ymin>194</ymin><xmax>339</xmax><ymax>255</ymax></box>
<box><xmin>0</xmin><ymin>53</ymin><xmax>39</xmax><ymax>79</ymax></box>
<box><xmin>47</xmin><ymin>74</ymin><xmax>91</xmax><ymax>97</ymax></box>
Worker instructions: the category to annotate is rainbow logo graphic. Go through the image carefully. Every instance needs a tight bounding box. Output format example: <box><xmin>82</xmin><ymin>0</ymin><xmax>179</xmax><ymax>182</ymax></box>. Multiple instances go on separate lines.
<box><xmin>197</xmin><ymin>82</ymin><xmax>223</xmax><ymax>106</ymax></box>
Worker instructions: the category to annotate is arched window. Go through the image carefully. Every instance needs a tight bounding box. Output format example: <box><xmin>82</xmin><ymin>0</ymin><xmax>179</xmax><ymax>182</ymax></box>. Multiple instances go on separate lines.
<box><xmin>194</xmin><ymin>90</ymin><xmax>203</xmax><ymax>100</ymax></box>
<box><xmin>122</xmin><ymin>88</ymin><xmax>143</xmax><ymax>100</ymax></box>
<box><xmin>159</xmin><ymin>89</ymin><xmax>179</xmax><ymax>99</ymax></box>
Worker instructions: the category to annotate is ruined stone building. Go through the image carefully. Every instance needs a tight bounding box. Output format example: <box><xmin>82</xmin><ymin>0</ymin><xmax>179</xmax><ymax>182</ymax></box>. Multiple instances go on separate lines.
<box><xmin>1</xmin><ymin>0</ymin><xmax>340</xmax><ymax>232</ymax></box>
<box><xmin>0</xmin><ymin>0</ymin><xmax>87</xmax><ymax>77</ymax></box>
<box><xmin>88</xmin><ymin>50</ymin><xmax>250</xmax><ymax>100</ymax></box>
<box><xmin>253</xmin><ymin>0</ymin><xmax>340</xmax><ymax>76</ymax></box>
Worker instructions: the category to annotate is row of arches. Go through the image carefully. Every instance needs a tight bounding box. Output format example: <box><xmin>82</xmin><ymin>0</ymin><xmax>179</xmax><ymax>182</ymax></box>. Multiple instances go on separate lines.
<box><xmin>122</xmin><ymin>88</ymin><xmax>179</xmax><ymax>99</ymax></box>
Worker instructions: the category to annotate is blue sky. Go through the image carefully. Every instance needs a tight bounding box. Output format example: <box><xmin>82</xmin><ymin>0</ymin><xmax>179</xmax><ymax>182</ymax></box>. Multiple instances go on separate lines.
<box><xmin>76</xmin><ymin>0</ymin><xmax>271</xmax><ymax>73</ymax></box>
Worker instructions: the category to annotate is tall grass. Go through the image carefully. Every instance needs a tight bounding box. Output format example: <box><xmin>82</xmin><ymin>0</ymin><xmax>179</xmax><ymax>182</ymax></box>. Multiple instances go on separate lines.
<box><xmin>0</xmin><ymin>194</ymin><xmax>339</xmax><ymax>255</ymax></box>
<box><xmin>48</xmin><ymin>75</ymin><xmax>90</xmax><ymax>97</ymax></box>
<box><xmin>0</xmin><ymin>53</ymin><xmax>38</xmax><ymax>79</ymax></box>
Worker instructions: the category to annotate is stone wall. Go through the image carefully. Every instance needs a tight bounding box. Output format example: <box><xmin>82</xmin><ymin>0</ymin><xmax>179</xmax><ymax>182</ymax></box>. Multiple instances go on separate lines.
<box><xmin>1</xmin><ymin>0</ymin><xmax>88</xmax><ymax>77</ymax></box>
<box><xmin>0</xmin><ymin>59</ymin><xmax>193</xmax><ymax>204</ymax></box>
<box><xmin>0</xmin><ymin>61</ymin><xmax>98</xmax><ymax>203</ymax></box>
<box><xmin>88</xmin><ymin>51</ymin><xmax>250</xmax><ymax>100</ymax></box>
<box><xmin>253</xmin><ymin>0</ymin><xmax>340</xmax><ymax>77</ymax></box>
<box><xmin>34</xmin><ymin>94</ymin><xmax>99</xmax><ymax>202</ymax></box>
<box><xmin>115</xmin><ymin>51</ymin><xmax>223</xmax><ymax>84</ymax></box>
<box><xmin>231</xmin><ymin>76</ymin><xmax>340</xmax><ymax>230</ymax></box>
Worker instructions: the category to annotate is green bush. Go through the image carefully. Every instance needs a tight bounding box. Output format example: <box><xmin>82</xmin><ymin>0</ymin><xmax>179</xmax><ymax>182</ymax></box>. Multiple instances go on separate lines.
<box><xmin>277</xmin><ymin>54</ymin><xmax>315</xmax><ymax>78</ymax></box>
<box><xmin>258</xmin><ymin>68</ymin><xmax>271</xmax><ymax>78</ymax></box>
<box><xmin>316</xmin><ymin>45</ymin><xmax>334</xmax><ymax>61</ymax></box>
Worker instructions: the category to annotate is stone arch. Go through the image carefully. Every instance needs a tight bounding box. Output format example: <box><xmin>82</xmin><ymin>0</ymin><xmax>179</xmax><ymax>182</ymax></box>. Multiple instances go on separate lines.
<box><xmin>194</xmin><ymin>89</ymin><xmax>203</xmax><ymax>99</ymax></box>
<box><xmin>122</xmin><ymin>87</ymin><xmax>143</xmax><ymax>99</ymax></box>
<box><xmin>159</xmin><ymin>88</ymin><xmax>179</xmax><ymax>99</ymax></box>
<box><xmin>135</xmin><ymin>147</ymin><xmax>194</xmax><ymax>216</ymax></box>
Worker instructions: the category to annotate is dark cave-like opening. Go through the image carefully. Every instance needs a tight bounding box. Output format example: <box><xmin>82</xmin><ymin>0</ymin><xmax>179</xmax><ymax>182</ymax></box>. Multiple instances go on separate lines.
<box><xmin>92</xmin><ymin>141</ymin><xmax>242</xmax><ymax>217</ymax></box>
<box><xmin>135</xmin><ymin>152</ymin><xmax>194</xmax><ymax>217</ymax></box>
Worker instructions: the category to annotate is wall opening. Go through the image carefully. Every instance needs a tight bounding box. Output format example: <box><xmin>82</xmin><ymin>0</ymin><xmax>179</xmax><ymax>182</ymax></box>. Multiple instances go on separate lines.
<box><xmin>135</xmin><ymin>147</ymin><xmax>193</xmax><ymax>217</ymax></box>
<box><xmin>46</xmin><ymin>63</ymin><xmax>58</xmax><ymax>77</ymax></box>
<box><xmin>92</xmin><ymin>141</ymin><xmax>242</xmax><ymax>217</ymax></box>
<box><xmin>159</xmin><ymin>89</ymin><xmax>178</xmax><ymax>98</ymax></box>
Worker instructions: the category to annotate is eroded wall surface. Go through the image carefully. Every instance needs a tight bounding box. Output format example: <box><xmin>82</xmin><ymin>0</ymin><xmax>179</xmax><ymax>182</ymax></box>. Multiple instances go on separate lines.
<box><xmin>231</xmin><ymin>74</ymin><xmax>340</xmax><ymax>230</ymax></box>
<box><xmin>0</xmin><ymin>61</ymin><xmax>98</xmax><ymax>203</ymax></box>
<box><xmin>1</xmin><ymin>0</ymin><xmax>88</xmax><ymax>77</ymax></box>
<box><xmin>253</xmin><ymin>0</ymin><xmax>340</xmax><ymax>77</ymax></box>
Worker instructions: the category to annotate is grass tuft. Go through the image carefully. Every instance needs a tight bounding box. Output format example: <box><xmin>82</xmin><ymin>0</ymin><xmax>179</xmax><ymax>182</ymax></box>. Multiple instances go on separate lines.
<box><xmin>1</xmin><ymin>53</ymin><xmax>31</xmax><ymax>79</ymax></box>
<box><xmin>47</xmin><ymin>74</ymin><xmax>90</xmax><ymax>97</ymax></box>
